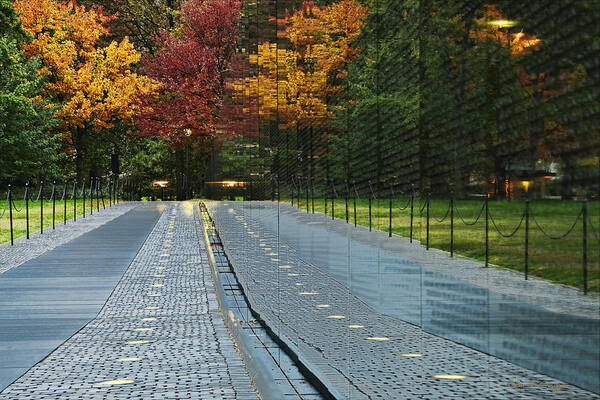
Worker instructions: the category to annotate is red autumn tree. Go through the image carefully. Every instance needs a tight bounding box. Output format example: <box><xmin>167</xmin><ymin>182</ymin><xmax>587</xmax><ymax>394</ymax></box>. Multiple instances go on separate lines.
<box><xmin>136</xmin><ymin>0</ymin><xmax>241</xmax><ymax>198</ymax></box>
<box><xmin>136</xmin><ymin>0</ymin><xmax>242</xmax><ymax>145</ymax></box>
<box><xmin>136</xmin><ymin>34</ymin><xmax>219</xmax><ymax>145</ymax></box>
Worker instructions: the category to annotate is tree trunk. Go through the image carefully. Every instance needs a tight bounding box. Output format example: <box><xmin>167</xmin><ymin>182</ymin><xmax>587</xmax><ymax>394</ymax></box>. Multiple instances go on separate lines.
<box><xmin>73</xmin><ymin>127</ymin><xmax>85</xmax><ymax>185</ymax></box>
<box><xmin>175</xmin><ymin>148</ymin><xmax>185</xmax><ymax>200</ymax></box>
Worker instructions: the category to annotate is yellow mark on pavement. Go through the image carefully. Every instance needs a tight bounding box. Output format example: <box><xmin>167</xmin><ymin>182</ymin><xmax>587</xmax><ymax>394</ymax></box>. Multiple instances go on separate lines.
<box><xmin>98</xmin><ymin>379</ymin><xmax>134</xmax><ymax>385</ymax></box>
<box><xmin>433</xmin><ymin>374</ymin><xmax>466</xmax><ymax>380</ymax></box>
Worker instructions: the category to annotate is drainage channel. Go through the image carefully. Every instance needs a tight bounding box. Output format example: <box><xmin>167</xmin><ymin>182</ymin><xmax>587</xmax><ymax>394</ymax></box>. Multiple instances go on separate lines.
<box><xmin>199</xmin><ymin>202</ymin><xmax>329</xmax><ymax>400</ymax></box>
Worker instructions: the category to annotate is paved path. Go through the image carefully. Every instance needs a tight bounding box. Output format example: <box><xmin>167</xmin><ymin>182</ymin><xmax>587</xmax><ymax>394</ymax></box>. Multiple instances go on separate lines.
<box><xmin>0</xmin><ymin>202</ymin><xmax>257</xmax><ymax>399</ymax></box>
<box><xmin>1</xmin><ymin>202</ymin><xmax>139</xmax><ymax>275</ymax></box>
<box><xmin>207</xmin><ymin>201</ymin><xmax>599</xmax><ymax>399</ymax></box>
<box><xmin>0</xmin><ymin>203</ymin><xmax>162</xmax><ymax>391</ymax></box>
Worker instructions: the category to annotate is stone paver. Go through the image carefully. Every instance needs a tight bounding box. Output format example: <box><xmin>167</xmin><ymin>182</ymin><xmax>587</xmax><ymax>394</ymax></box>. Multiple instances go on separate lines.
<box><xmin>207</xmin><ymin>201</ymin><xmax>599</xmax><ymax>399</ymax></box>
<box><xmin>0</xmin><ymin>202</ymin><xmax>257</xmax><ymax>399</ymax></box>
<box><xmin>0</xmin><ymin>203</ymin><xmax>162</xmax><ymax>391</ymax></box>
<box><xmin>1</xmin><ymin>202</ymin><xmax>139</xmax><ymax>275</ymax></box>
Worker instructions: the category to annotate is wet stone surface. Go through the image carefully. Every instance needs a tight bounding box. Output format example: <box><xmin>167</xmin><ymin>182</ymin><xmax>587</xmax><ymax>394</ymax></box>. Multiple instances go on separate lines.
<box><xmin>207</xmin><ymin>201</ymin><xmax>599</xmax><ymax>400</ymax></box>
<box><xmin>0</xmin><ymin>202</ymin><xmax>257</xmax><ymax>399</ymax></box>
<box><xmin>1</xmin><ymin>202</ymin><xmax>139</xmax><ymax>276</ymax></box>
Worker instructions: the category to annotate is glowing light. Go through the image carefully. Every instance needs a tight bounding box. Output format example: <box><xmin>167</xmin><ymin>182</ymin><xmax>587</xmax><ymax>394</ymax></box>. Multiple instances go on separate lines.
<box><xmin>367</xmin><ymin>337</ymin><xmax>390</xmax><ymax>341</ymax></box>
<box><xmin>279</xmin><ymin>265</ymin><xmax>293</xmax><ymax>269</ymax></box>
<box><xmin>287</xmin><ymin>273</ymin><xmax>299</xmax><ymax>277</ymax></box>
<box><xmin>295</xmin><ymin>283</ymin><xmax>304</xmax><ymax>286</ymax></box>
<box><xmin>153</xmin><ymin>181</ymin><xmax>169</xmax><ymax>188</ymax></box>
<box><xmin>521</xmin><ymin>180</ymin><xmax>531</xmax><ymax>192</ymax></box>
<box><xmin>148</xmin><ymin>294</ymin><xmax>162</xmax><ymax>297</ymax></box>
<box><xmin>154</xmin><ymin>275</ymin><xmax>166</xmax><ymax>278</ymax></box>
<box><xmin>156</xmin><ymin>267</ymin><xmax>166</xmax><ymax>270</ymax></box>
<box><xmin>205</xmin><ymin>180</ymin><xmax>247</xmax><ymax>188</ymax></box>
<box><xmin>348</xmin><ymin>325</ymin><xmax>364</xmax><ymax>329</ymax></box>
<box><xmin>98</xmin><ymin>379</ymin><xmax>134</xmax><ymax>385</ymax></box>
<box><xmin>299</xmin><ymin>292</ymin><xmax>318</xmax><ymax>295</ymax></box>
<box><xmin>152</xmin><ymin>284</ymin><xmax>164</xmax><ymax>288</ymax></box>
<box><xmin>316</xmin><ymin>304</ymin><xmax>330</xmax><ymax>308</ymax></box>
<box><xmin>145</xmin><ymin>306</ymin><xmax>159</xmax><ymax>310</ymax></box>
<box><xmin>142</xmin><ymin>317</ymin><xmax>157</xmax><ymax>321</ymax></box>
<box><xmin>118</xmin><ymin>358</ymin><xmax>141</xmax><ymax>362</ymax></box>
<box><xmin>487</xmin><ymin>19</ymin><xmax>518</xmax><ymax>28</ymax></box>
<box><xmin>402</xmin><ymin>354</ymin><xmax>422</xmax><ymax>357</ymax></box>
<box><xmin>127</xmin><ymin>340</ymin><xmax>151</xmax><ymax>344</ymax></box>
<box><xmin>134</xmin><ymin>328</ymin><xmax>153</xmax><ymax>332</ymax></box>
<box><xmin>327</xmin><ymin>315</ymin><xmax>345</xmax><ymax>319</ymax></box>
<box><xmin>433</xmin><ymin>374</ymin><xmax>467</xmax><ymax>380</ymax></box>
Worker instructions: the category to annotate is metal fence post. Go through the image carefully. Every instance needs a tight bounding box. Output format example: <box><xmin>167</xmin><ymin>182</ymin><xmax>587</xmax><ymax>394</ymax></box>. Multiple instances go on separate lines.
<box><xmin>25</xmin><ymin>182</ymin><xmax>29</xmax><ymax>239</ymax></box>
<box><xmin>324</xmin><ymin>178</ymin><xmax>327</xmax><ymax>215</ymax></box>
<box><xmin>525</xmin><ymin>200</ymin><xmax>529</xmax><ymax>280</ymax></box>
<box><xmin>485</xmin><ymin>195</ymin><xmax>489</xmax><ymax>267</ymax></box>
<box><xmin>298</xmin><ymin>178</ymin><xmax>301</xmax><ymax>209</ymax></box>
<box><xmin>426</xmin><ymin>191</ymin><xmax>430</xmax><ymax>250</ymax></box>
<box><xmin>450</xmin><ymin>194</ymin><xmax>454</xmax><ymax>257</ymax></box>
<box><xmin>89</xmin><ymin>177</ymin><xmax>93</xmax><ymax>216</ymax></box>
<box><xmin>52</xmin><ymin>181</ymin><xmax>56</xmax><ymax>230</ymax></box>
<box><xmin>331</xmin><ymin>181</ymin><xmax>335</xmax><ymax>220</ymax></box>
<box><xmin>96</xmin><ymin>178</ymin><xmax>100</xmax><ymax>211</ymax></box>
<box><xmin>388</xmin><ymin>192</ymin><xmax>392</xmax><ymax>237</ymax></box>
<box><xmin>311</xmin><ymin>178</ymin><xmax>314</xmax><ymax>214</ymax></box>
<box><xmin>73</xmin><ymin>182</ymin><xmax>77</xmax><ymax>222</ymax></box>
<box><xmin>345</xmin><ymin>185</ymin><xmax>349</xmax><ymax>223</ymax></box>
<box><xmin>40</xmin><ymin>181</ymin><xmax>44</xmax><ymax>234</ymax></box>
<box><xmin>353</xmin><ymin>184</ymin><xmax>357</xmax><ymax>227</ymax></box>
<box><xmin>369</xmin><ymin>197</ymin><xmax>372</xmax><ymax>231</ymax></box>
<box><xmin>306</xmin><ymin>177</ymin><xmax>309</xmax><ymax>213</ymax></box>
<box><xmin>582</xmin><ymin>200</ymin><xmax>588</xmax><ymax>294</ymax></box>
<box><xmin>64</xmin><ymin>182</ymin><xmax>67</xmax><ymax>225</ymax></box>
<box><xmin>82</xmin><ymin>181</ymin><xmax>86</xmax><ymax>218</ymax></box>
<box><xmin>9</xmin><ymin>185</ymin><xmax>14</xmax><ymax>246</ymax></box>
<box><xmin>410</xmin><ymin>192</ymin><xmax>414</xmax><ymax>243</ymax></box>
<box><xmin>101</xmin><ymin>178</ymin><xmax>105</xmax><ymax>209</ymax></box>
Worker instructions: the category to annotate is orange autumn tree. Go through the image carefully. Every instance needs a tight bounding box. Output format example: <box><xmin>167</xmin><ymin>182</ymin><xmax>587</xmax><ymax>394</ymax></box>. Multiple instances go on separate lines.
<box><xmin>230</xmin><ymin>0</ymin><xmax>367</xmax><ymax>132</ymax></box>
<box><xmin>285</xmin><ymin>0</ymin><xmax>367</xmax><ymax>124</ymax></box>
<box><xmin>14</xmin><ymin>0</ymin><xmax>158</xmax><ymax>181</ymax></box>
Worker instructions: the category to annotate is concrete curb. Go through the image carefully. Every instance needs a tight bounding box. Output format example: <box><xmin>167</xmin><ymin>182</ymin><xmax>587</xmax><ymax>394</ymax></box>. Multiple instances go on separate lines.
<box><xmin>200</xmin><ymin>204</ymin><xmax>353</xmax><ymax>400</ymax></box>
<box><xmin>198</xmin><ymin>206</ymin><xmax>293</xmax><ymax>400</ymax></box>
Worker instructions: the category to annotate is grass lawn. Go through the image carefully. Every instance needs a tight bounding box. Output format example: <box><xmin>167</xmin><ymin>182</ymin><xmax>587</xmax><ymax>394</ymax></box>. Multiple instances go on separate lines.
<box><xmin>0</xmin><ymin>198</ymin><xmax>112</xmax><ymax>244</ymax></box>
<box><xmin>289</xmin><ymin>197</ymin><xmax>599</xmax><ymax>292</ymax></box>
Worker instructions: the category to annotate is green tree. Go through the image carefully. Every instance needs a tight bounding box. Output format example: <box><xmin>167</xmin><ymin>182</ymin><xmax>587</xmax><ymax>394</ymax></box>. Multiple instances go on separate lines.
<box><xmin>0</xmin><ymin>0</ymin><xmax>61</xmax><ymax>184</ymax></box>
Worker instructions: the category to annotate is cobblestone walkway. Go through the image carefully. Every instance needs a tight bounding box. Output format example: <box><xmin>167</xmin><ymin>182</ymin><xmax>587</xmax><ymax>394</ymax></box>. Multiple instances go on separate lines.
<box><xmin>207</xmin><ymin>201</ymin><xmax>599</xmax><ymax>400</ymax></box>
<box><xmin>0</xmin><ymin>202</ymin><xmax>257</xmax><ymax>399</ymax></box>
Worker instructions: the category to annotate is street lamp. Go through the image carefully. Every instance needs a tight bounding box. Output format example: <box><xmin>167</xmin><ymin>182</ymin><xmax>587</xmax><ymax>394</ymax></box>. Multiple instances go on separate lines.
<box><xmin>153</xmin><ymin>180</ymin><xmax>169</xmax><ymax>201</ymax></box>
<box><xmin>487</xmin><ymin>19</ymin><xmax>518</xmax><ymax>29</ymax></box>
<box><xmin>488</xmin><ymin>19</ymin><xmax>518</xmax><ymax>50</ymax></box>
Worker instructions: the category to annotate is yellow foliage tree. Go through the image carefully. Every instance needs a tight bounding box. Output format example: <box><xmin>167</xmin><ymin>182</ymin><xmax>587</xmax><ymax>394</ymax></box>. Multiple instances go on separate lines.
<box><xmin>230</xmin><ymin>0</ymin><xmax>367</xmax><ymax>131</ymax></box>
<box><xmin>14</xmin><ymin>0</ymin><xmax>159</xmax><ymax>178</ymax></box>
